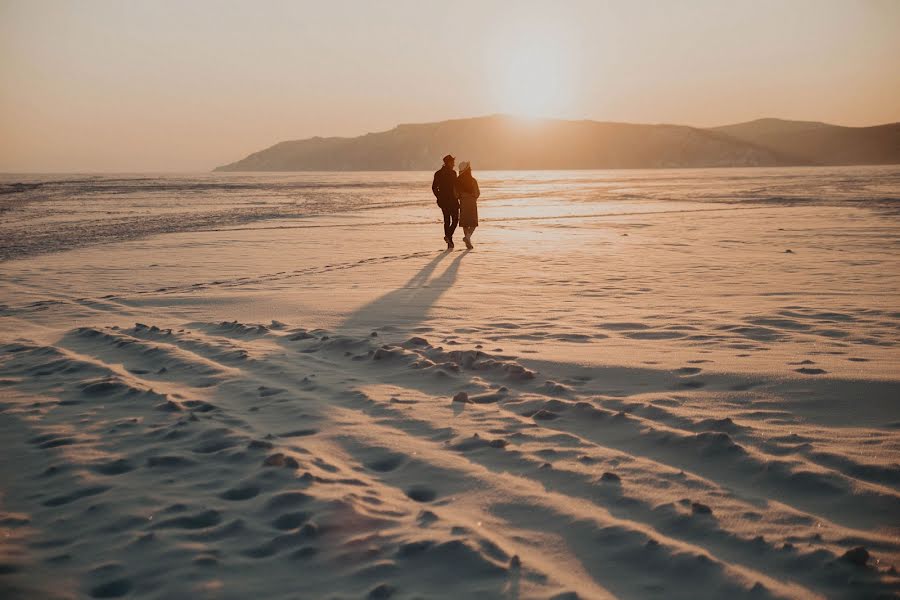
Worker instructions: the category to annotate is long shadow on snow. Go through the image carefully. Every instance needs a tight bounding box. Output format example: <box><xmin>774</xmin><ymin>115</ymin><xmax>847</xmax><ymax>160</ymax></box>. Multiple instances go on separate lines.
<box><xmin>339</xmin><ymin>250</ymin><xmax>467</xmax><ymax>333</ymax></box>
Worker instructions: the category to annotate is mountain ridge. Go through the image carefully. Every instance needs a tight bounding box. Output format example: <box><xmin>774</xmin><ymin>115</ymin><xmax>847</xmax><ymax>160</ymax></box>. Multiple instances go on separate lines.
<box><xmin>215</xmin><ymin>115</ymin><xmax>900</xmax><ymax>171</ymax></box>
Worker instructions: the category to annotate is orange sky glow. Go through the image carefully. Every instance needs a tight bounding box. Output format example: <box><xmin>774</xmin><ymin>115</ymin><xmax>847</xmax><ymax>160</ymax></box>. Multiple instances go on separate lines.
<box><xmin>1</xmin><ymin>0</ymin><xmax>899</xmax><ymax>171</ymax></box>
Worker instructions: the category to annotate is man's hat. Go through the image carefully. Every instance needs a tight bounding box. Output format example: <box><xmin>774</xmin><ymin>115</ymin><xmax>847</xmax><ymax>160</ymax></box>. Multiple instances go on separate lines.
<box><xmin>443</xmin><ymin>154</ymin><xmax>455</xmax><ymax>162</ymax></box>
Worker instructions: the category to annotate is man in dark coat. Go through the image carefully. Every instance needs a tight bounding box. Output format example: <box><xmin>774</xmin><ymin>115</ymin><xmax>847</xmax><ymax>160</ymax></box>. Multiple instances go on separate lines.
<box><xmin>432</xmin><ymin>154</ymin><xmax>459</xmax><ymax>249</ymax></box>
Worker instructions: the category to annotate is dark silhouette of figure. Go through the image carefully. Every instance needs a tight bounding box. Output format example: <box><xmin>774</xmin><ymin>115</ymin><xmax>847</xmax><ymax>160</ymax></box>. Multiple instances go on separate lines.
<box><xmin>432</xmin><ymin>154</ymin><xmax>459</xmax><ymax>249</ymax></box>
<box><xmin>455</xmin><ymin>161</ymin><xmax>480</xmax><ymax>249</ymax></box>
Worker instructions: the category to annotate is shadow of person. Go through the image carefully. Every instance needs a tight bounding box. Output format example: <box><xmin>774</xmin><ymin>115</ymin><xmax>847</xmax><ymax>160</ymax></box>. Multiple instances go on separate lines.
<box><xmin>340</xmin><ymin>250</ymin><xmax>467</xmax><ymax>333</ymax></box>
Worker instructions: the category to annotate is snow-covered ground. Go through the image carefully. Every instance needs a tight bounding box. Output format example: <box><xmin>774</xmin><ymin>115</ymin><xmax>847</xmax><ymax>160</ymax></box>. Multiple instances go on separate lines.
<box><xmin>1</xmin><ymin>167</ymin><xmax>899</xmax><ymax>599</ymax></box>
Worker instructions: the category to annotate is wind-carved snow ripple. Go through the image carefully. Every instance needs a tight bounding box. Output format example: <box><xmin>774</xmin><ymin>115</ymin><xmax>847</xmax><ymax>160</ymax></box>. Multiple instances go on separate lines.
<box><xmin>2</xmin><ymin>321</ymin><xmax>899</xmax><ymax>598</ymax></box>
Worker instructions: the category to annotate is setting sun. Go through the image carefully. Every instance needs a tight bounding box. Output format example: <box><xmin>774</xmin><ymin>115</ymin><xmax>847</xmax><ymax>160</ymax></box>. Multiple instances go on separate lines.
<box><xmin>491</xmin><ymin>31</ymin><xmax>575</xmax><ymax>118</ymax></box>
<box><xmin>2</xmin><ymin>2</ymin><xmax>900</xmax><ymax>599</ymax></box>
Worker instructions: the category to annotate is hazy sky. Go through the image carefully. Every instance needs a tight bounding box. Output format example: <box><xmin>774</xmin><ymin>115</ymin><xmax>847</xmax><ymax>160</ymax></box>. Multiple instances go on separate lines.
<box><xmin>2</xmin><ymin>0</ymin><xmax>899</xmax><ymax>172</ymax></box>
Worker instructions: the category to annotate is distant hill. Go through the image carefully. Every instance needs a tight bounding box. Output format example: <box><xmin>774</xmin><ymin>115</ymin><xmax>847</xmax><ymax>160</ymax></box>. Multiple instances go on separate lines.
<box><xmin>712</xmin><ymin>118</ymin><xmax>900</xmax><ymax>166</ymax></box>
<box><xmin>214</xmin><ymin>115</ymin><xmax>900</xmax><ymax>171</ymax></box>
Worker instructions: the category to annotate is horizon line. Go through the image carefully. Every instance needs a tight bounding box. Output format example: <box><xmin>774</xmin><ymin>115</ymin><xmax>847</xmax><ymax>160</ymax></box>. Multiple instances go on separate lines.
<box><xmin>4</xmin><ymin>164</ymin><xmax>900</xmax><ymax>176</ymax></box>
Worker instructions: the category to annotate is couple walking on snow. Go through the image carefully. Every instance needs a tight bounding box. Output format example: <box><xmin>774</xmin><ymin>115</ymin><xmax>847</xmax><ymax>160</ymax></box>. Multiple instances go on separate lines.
<box><xmin>432</xmin><ymin>154</ymin><xmax>480</xmax><ymax>250</ymax></box>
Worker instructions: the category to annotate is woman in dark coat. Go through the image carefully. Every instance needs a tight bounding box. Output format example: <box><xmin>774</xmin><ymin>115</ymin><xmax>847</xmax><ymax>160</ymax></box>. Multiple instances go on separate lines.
<box><xmin>455</xmin><ymin>161</ymin><xmax>480</xmax><ymax>249</ymax></box>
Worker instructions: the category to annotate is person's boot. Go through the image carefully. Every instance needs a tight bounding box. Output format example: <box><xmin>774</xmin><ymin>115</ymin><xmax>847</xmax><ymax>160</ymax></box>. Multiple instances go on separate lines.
<box><xmin>464</xmin><ymin>236</ymin><xmax>473</xmax><ymax>250</ymax></box>
<box><xmin>447</xmin><ymin>238</ymin><xmax>454</xmax><ymax>250</ymax></box>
